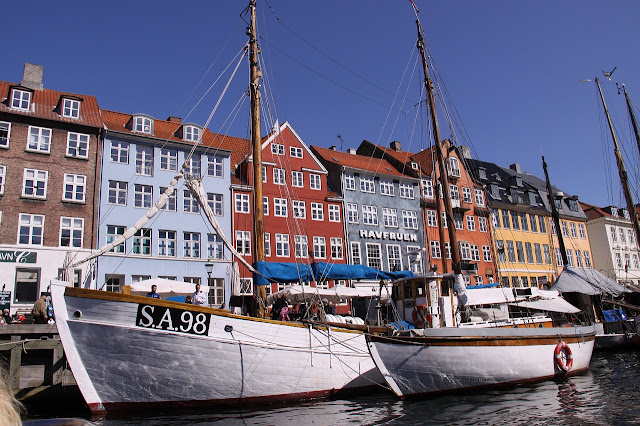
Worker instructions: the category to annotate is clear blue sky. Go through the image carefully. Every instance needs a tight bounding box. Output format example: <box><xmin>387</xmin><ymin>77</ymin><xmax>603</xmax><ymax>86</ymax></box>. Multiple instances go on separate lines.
<box><xmin>4</xmin><ymin>1</ymin><xmax>640</xmax><ymax>208</ymax></box>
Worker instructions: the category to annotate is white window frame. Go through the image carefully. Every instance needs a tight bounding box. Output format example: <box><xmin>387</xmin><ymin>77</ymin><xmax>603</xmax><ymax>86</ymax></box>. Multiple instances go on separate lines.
<box><xmin>347</xmin><ymin>203</ymin><xmax>359</xmax><ymax>224</ymax></box>
<box><xmin>427</xmin><ymin>210</ymin><xmax>438</xmax><ymax>227</ymax></box>
<box><xmin>236</xmin><ymin>230</ymin><xmax>251</xmax><ymax>255</ymax></box>
<box><xmin>474</xmin><ymin>188</ymin><xmax>485</xmax><ymax>206</ymax></box>
<box><xmin>23</xmin><ymin>168</ymin><xmax>48</xmax><ymax>199</ymax></box>
<box><xmin>271</xmin><ymin>143</ymin><xmax>285</xmax><ymax>155</ymax></box>
<box><xmin>362</xmin><ymin>205</ymin><xmax>378</xmax><ymax>226</ymax></box>
<box><xmin>183</xmin><ymin>190</ymin><xmax>200</xmax><ymax>214</ymax></box>
<box><xmin>482</xmin><ymin>245</ymin><xmax>492</xmax><ymax>262</ymax></box>
<box><xmin>110</xmin><ymin>141</ymin><xmax>129</xmax><ymax>164</ymax></box>
<box><xmin>132</xmin><ymin>229</ymin><xmax>152</xmax><ymax>256</ymax></box>
<box><xmin>274</xmin><ymin>198</ymin><xmax>288</xmax><ymax>217</ymax></box>
<box><xmin>366</xmin><ymin>243</ymin><xmax>382</xmax><ymax>269</ymax></box>
<box><xmin>478</xmin><ymin>216</ymin><xmax>488</xmax><ymax>233</ymax></box>
<box><xmin>183</xmin><ymin>232</ymin><xmax>200</xmax><ymax>258</ymax></box>
<box><xmin>328</xmin><ymin>204</ymin><xmax>340</xmax><ymax>222</ymax></box>
<box><xmin>160</xmin><ymin>149</ymin><xmax>178</xmax><ymax>171</ymax></box>
<box><xmin>310</xmin><ymin>174</ymin><xmax>321</xmax><ymax>190</ymax></box>
<box><xmin>136</xmin><ymin>146</ymin><xmax>154</xmax><ymax>176</ymax></box>
<box><xmin>158</xmin><ymin>230</ymin><xmax>177</xmax><ymax>257</ymax></box>
<box><xmin>399</xmin><ymin>182</ymin><xmax>414</xmax><ymax>199</ymax></box>
<box><xmin>290</xmin><ymin>146</ymin><xmax>303</xmax><ymax>158</ymax></box>
<box><xmin>402</xmin><ymin>210</ymin><xmax>418</xmax><ymax>230</ymax></box>
<box><xmin>206</xmin><ymin>233</ymin><xmax>223</xmax><ymax>260</ymax></box>
<box><xmin>273</xmin><ymin>168</ymin><xmax>285</xmax><ymax>185</ymax></box>
<box><xmin>63</xmin><ymin>174</ymin><xmax>86</xmax><ymax>202</ymax></box>
<box><xmin>331</xmin><ymin>237</ymin><xmax>343</xmax><ymax>260</ymax></box>
<box><xmin>27</xmin><ymin>126</ymin><xmax>52</xmax><ymax>153</ymax></box>
<box><xmin>466</xmin><ymin>215</ymin><xmax>476</xmax><ymax>231</ymax></box>
<box><xmin>12</xmin><ymin>89</ymin><xmax>31</xmax><ymax>110</ymax></box>
<box><xmin>235</xmin><ymin>193</ymin><xmax>250</xmax><ymax>213</ymax></box>
<box><xmin>387</xmin><ymin>244</ymin><xmax>402</xmax><ymax>271</ymax></box>
<box><xmin>380</xmin><ymin>179</ymin><xmax>394</xmax><ymax>196</ymax></box>
<box><xmin>18</xmin><ymin>213</ymin><xmax>44</xmax><ymax>245</ymax></box>
<box><xmin>382</xmin><ymin>208</ymin><xmax>399</xmax><ymax>228</ymax></box>
<box><xmin>207</xmin><ymin>156</ymin><xmax>224</xmax><ymax>177</ymax></box>
<box><xmin>134</xmin><ymin>116</ymin><xmax>153</xmax><ymax>134</ymax></box>
<box><xmin>207</xmin><ymin>193</ymin><xmax>224</xmax><ymax>216</ymax></box>
<box><xmin>292</xmin><ymin>171</ymin><xmax>304</xmax><ymax>187</ymax></box>
<box><xmin>295</xmin><ymin>235</ymin><xmax>308</xmax><ymax>258</ymax></box>
<box><xmin>0</xmin><ymin>121</ymin><xmax>10</xmax><ymax>148</ymax></box>
<box><xmin>184</xmin><ymin>125</ymin><xmax>201</xmax><ymax>142</ymax></box>
<box><xmin>276</xmin><ymin>233</ymin><xmax>290</xmax><ymax>257</ymax></box>
<box><xmin>66</xmin><ymin>132</ymin><xmax>89</xmax><ymax>159</ymax></box>
<box><xmin>62</xmin><ymin>98</ymin><xmax>80</xmax><ymax>118</ymax></box>
<box><xmin>292</xmin><ymin>200</ymin><xmax>306</xmax><ymax>219</ymax></box>
<box><xmin>59</xmin><ymin>217</ymin><xmax>84</xmax><ymax>248</ymax></box>
<box><xmin>160</xmin><ymin>186</ymin><xmax>176</xmax><ymax>211</ymax></box>
<box><xmin>311</xmin><ymin>202</ymin><xmax>324</xmax><ymax>221</ymax></box>
<box><xmin>360</xmin><ymin>176</ymin><xmax>375</xmax><ymax>193</ymax></box>
<box><xmin>0</xmin><ymin>165</ymin><xmax>6</xmax><ymax>194</ymax></box>
<box><xmin>462</xmin><ymin>187</ymin><xmax>472</xmax><ymax>203</ymax></box>
<box><xmin>313</xmin><ymin>236</ymin><xmax>326</xmax><ymax>259</ymax></box>
<box><xmin>350</xmin><ymin>242</ymin><xmax>361</xmax><ymax>264</ymax></box>
<box><xmin>106</xmin><ymin>225</ymin><xmax>126</xmax><ymax>253</ymax></box>
<box><xmin>422</xmin><ymin>178</ymin><xmax>434</xmax><ymax>199</ymax></box>
<box><xmin>345</xmin><ymin>173</ymin><xmax>356</xmax><ymax>191</ymax></box>
<box><xmin>185</xmin><ymin>154</ymin><xmax>201</xmax><ymax>177</ymax></box>
<box><xmin>134</xmin><ymin>184</ymin><xmax>153</xmax><ymax>208</ymax></box>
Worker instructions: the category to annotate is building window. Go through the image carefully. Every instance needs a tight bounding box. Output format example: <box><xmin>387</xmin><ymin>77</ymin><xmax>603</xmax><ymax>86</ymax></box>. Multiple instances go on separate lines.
<box><xmin>17</xmin><ymin>214</ymin><xmax>44</xmax><ymax>245</ymax></box>
<box><xmin>0</xmin><ymin>165</ymin><xmax>5</xmax><ymax>194</ymax></box>
<box><xmin>459</xmin><ymin>242</ymin><xmax>471</xmax><ymax>260</ymax></box>
<box><xmin>345</xmin><ymin>173</ymin><xmax>356</xmax><ymax>191</ymax></box>
<box><xmin>183</xmin><ymin>190</ymin><xmax>200</xmax><ymax>213</ymax></box>
<box><xmin>110</xmin><ymin>141</ymin><xmax>129</xmax><ymax>163</ymax></box>
<box><xmin>619</xmin><ymin>228</ymin><xmax>626</xmax><ymax>243</ymax></box>
<box><xmin>292</xmin><ymin>200</ymin><xmax>306</xmax><ymax>219</ymax></box>
<box><xmin>160</xmin><ymin>187</ymin><xmax>176</xmax><ymax>211</ymax></box>
<box><xmin>482</xmin><ymin>245</ymin><xmax>492</xmax><ymax>262</ymax></box>
<box><xmin>292</xmin><ymin>171</ymin><xmax>304</xmax><ymax>187</ymax></box>
<box><xmin>534</xmin><ymin>243</ymin><xmax>543</xmax><ymax>264</ymax></box>
<box><xmin>160</xmin><ymin>149</ymin><xmax>178</xmax><ymax>171</ymax></box>
<box><xmin>387</xmin><ymin>245</ymin><xmax>402</xmax><ymax>270</ymax></box>
<box><xmin>543</xmin><ymin>244</ymin><xmax>551</xmax><ymax>264</ymax></box>
<box><xmin>276</xmin><ymin>233</ymin><xmax>290</xmax><ymax>257</ymax></box>
<box><xmin>399</xmin><ymin>182</ymin><xmax>414</xmax><ymax>199</ymax></box>
<box><xmin>331</xmin><ymin>238</ymin><xmax>343</xmax><ymax>259</ymax></box>
<box><xmin>478</xmin><ymin>216</ymin><xmax>487</xmax><ymax>232</ymax></box>
<box><xmin>183</xmin><ymin>232</ymin><xmax>200</xmax><ymax>258</ymax></box>
<box><xmin>208</xmin><ymin>278</ymin><xmax>225</xmax><ymax>307</ymax></box>
<box><xmin>382</xmin><ymin>208</ymin><xmax>399</xmax><ymax>228</ymax></box>
<box><xmin>0</xmin><ymin>121</ymin><xmax>10</xmax><ymax>148</ymax></box>
<box><xmin>207</xmin><ymin>233</ymin><xmax>223</xmax><ymax>259</ymax></box>
<box><xmin>134</xmin><ymin>116</ymin><xmax>153</xmax><ymax>134</ymax></box>
<box><xmin>295</xmin><ymin>235</ymin><xmax>308</xmax><ymax>258</ymax></box>
<box><xmin>446</xmin><ymin>157</ymin><xmax>461</xmax><ymax>177</ymax></box>
<box><xmin>496</xmin><ymin>240</ymin><xmax>506</xmax><ymax>262</ymax></box>
<box><xmin>422</xmin><ymin>178</ymin><xmax>434</xmax><ymax>199</ymax></box>
<box><xmin>62</xmin><ymin>173</ymin><xmax>87</xmax><ymax>202</ymax></box>
<box><xmin>27</xmin><ymin>126</ymin><xmax>52</xmax><ymax>153</ymax></box>
<box><xmin>525</xmin><ymin>242</ymin><xmax>534</xmax><ymax>263</ymax></box>
<box><xmin>467</xmin><ymin>215</ymin><xmax>476</xmax><ymax>231</ymax></box>
<box><xmin>362</xmin><ymin>205</ymin><xmax>378</xmax><ymax>226</ymax></box>
<box><xmin>506</xmin><ymin>241</ymin><xmax>516</xmax><ymax>263</ymax></box>
<box><xmin>556</xmin><ymin>248</ymin><xmax>565</xmax><ymax>267</ymax></box>
<box><xmin>132</xmin><ymin>184</ymin><xmax>152</xmax><ymax>208</ymax></box>
<box><xmin>366</xmin><ymin>243</ymin><xmax>382</xmax><ymax>269</ymax></box>
<box><xmin>313</xmin><ymin>236</ymin><xmax>326</xmax><ymax>259</ymax></box>
<box><xmin>516</xmin><ymin>241</ymin><xmax>525</xmax><ymax>263</ymax></box>
<box><xmin>328</xmin><ymin>204</ymin><xmax>340</xmax><ymax>222</ymax></box>
<box><xmin>59</xmin><ymin>217</ymin><xmax>84</xmax><ymax>248</ymax></box>
<box><xmin>567</xmin><ymin>250</ymin><xmax>575</xmax><ymax>267</ymax></box>
<box><xmin>576</xmin><ymin>250</ymin><xmax>583</xmax><ymax>267</ymax></box>
<box><xmin>133</xmin><ymin>229</ymin><xmax>152</xmax><ymax>255</ymax></box>
<box><xmin>474</xmin><ymin>188</ymin><xmax>485</xmax><ymax>206</ymax></box>
<box><xmin>207</xmin><ymin>193</ymin><xmax>224</xmax><ymax>216</ymax></box>
<box><xmin>12</xmin><ymin>89</ymin><xmax>31</xmax><ymax>110</ymax></box>
<box><xmin>490</xmin><ymin>184</ymin><xmax>500</xmax><ymax>199</ymax></box>
<box><xmin>462</xmin><ymin>187</ymin><xmax>472</xmax><ymax>203</ymax></box>
<box><xmin>310</xmin><ymin>174</ymin><xmax>321</xmax><ymax>190</ymax></box>
<box><xmin>273</xmin><ymin>168</ymin><xmax>285</xmax><ymax>185</ymax></box>
<box><xmin>204</xmin><ymin>156</ymin><xmax>223</xmax><ymax>179</ymax></box>
<box><xmin>23</xmin><ymin>168</ymin><xmax>48</xmax><ymax>199</ymax></box>
<box><xmin>442</xmin><ymin>212</ymin><xmax>448</xmax><ymax>228</ymax></box>
<box><xmin>14</xmin><ymin>268</ymin><xmax>39</xmax><ymax>304</ymax></box>
<box><xmin>184</xmin><ymin>125</ymin><xmax>201</xmax><ymax>142</ymax></box>
<box><xmin>450</xmin><ymin>185</ymin><xmax>460</xmax><ymax>203</ymax></box>
<box><xmin>274</xmin><ymin>198</ymin><xmax>288</xmax><ymax>217</ymax></box>
<box><xmin>360</xmin><ymin>176</ymin><xmax>375</xmax><ymax>193</ymax></box>
<box><xmin>561</xmin><ymin>221</ymin><xmax>570</xmax><ymax>237</ymax></box>
<box><xmin>271</xmin><ymin>143</ymin><xmax>284</xmax><ymax>155</ymax></box>
<box><xmin>502</xmin><ymin>210</ymin><xmax>511</xmax><ymax>229</ymax></box>
<box><xmin>311</xmin><ymin>202</ymin><xmax>324</xmax><ymax>221</ymax></box>
<box><xmin>350</xmin><ymin>242</ymin><xmax>361</xmax><ymax>264</ymax></box>
<box><xmin>62</xmin><ymin>98</ymin><xmax>80</xmax><ymax>118</ymax></box>
<box><xmin>263</xmin><ymin>196</ymin><xmax>269</xmax><ymax>216</ymax></box>
<box><xmin>403</xmin><ymin>210</ymin><xmax>418</xmax><ymax>230</ymax></box>
<box><xmin>454</xmin><ymin>213</ymin><xmax>464</xmax><ymax>230</ymax></box>
<box><xmin>235</xmin><ymin>193</ymin><xmax>250</xmax><ymax>213</ymax></box>
<box><xmin>236</xmin><ymin>231</ymin><xmax>251</xmax><ymax>255</ymax></box>
<box><xmin>66</xmin><ymin>132</ymin><xmax>89</xmax><ymax>158</ymax></box>
<box><xmin>538</xmin><ymin>216</ymin><xmax>547</xmax><ymax>233</ymax></box>
<box><xmin>290</xmin><ymin>146</ymin><xmax>303</xmax><ymax>158</ymax></box>
<box><xmin>158</xmin><ymin>230</ymin><xmax>177</xmax><ymax>257</ymax></box>
<box><xmin>185</xmin><ymin>154</ymin><xmax>201</xmax><ymax>177</ymax></box>
<box><xmin>106</xmin><ymin>225</ymin><xmax>125</xmax><ymax>253</ymax></box>
<box><xmin>430</xmin><ymin>241</ymin><xmax>441</xmax><ymax>259</ymax></box>
<box><xmin>427</xmin><ymin>210</ymin><xmax>438</xmax><ymax>227</ymax></box>
<box><xmin>264</xmin><ymin>233</ymin><xmax>271</xmax><ymax>257</ymax></box>
<box><xmin>380</xmin><ymin>179</ymin><xmax>394</xmax><ymax>196</ymax></box>
<box><xmin>347</xmin><ymin>203</ymin><xmax>359</xmax><ymax>223</ymax></box>
<box><xmin>136</xmin><ymin>146</ymin><xmax>154</xmax><ymax>176</ymax></box>
<box><xmin>470</xmin><ymin>244</ymin><xmax>480</xmax><ymax>261</ymax></box>
<box><xmin>579</xmin><ymin>223</ymin><xmax>587</xmax><ymax>239</ymax></box>
<box><xmin>520</xmin><ymin>212</ymin><xmax>529</xmax><ymax>232</ymax></box>
<box><xmin>511</xmin><ymin>211</ymin><xmax>520</xmax><ymax>230</ymax></box>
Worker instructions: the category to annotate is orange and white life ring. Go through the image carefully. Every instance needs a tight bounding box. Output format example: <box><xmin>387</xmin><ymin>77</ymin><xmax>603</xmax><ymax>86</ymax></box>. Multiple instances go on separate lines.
<box><xmin>554</xmin><ymin>341</ymin><xmax>573</xmax><ymax>372</ymax></box>
<box><xmin>412</xmin><ymin>304</ymin><xmax>429</xmax><ymax>328</ymax></box>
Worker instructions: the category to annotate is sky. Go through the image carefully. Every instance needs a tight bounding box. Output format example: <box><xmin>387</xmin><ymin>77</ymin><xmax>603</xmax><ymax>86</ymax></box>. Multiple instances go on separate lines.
<box><xmin>4</xmin><ymin>0</ymin><xmax>640</xmax><ymax>208</ymax></box>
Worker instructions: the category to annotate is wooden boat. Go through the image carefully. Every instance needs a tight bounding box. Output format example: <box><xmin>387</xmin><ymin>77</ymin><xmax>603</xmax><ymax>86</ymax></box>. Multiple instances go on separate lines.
<box><xmin>365</xmin><ymin>7</ymin><xmax>595</xmax><ymax>399</ymax></box>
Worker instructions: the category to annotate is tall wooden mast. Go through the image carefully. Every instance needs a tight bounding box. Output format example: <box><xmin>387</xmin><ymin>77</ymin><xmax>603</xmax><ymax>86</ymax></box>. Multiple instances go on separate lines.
<box><xmin>597</xmin><ymin>78</ymin><xmax>640</xmax><ymax>249</ymax></box>
<box><xmin>622</xmin><ymin>84</ymin><xmax>640</xmax><ymax>248</ymax></box>
<box><xmin>248</xmin><ymin>0</ymin><xmax>266</xmax><ymax>313</ymax></box>
<box><xmin>542</xmin><ymin>156</ymin><xmax>569</xmax><ymax>267</ymax></box>
<box><xmin>415</xmin><ymin>20</ymin><xmax>461</xmax><ymax>275</ymax></box>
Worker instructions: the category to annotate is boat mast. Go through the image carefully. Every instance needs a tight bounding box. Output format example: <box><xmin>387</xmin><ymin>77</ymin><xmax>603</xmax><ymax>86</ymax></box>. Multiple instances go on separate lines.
<box><xmin>597</xmin><ymin>78</ymin><xmax>640</xmax><ymax>249</ymax></box>
<box><xmin>622</xmin><ymin>84</ymin><xmax>640</xmax><ymax>248</ymax></box>
<box><xmin>541</xmin><ymin>156</ymin><xmax>569</xmax><ymax>267</ymax></box>
<box><xmin>415</xmin><ymin>20</ymin><xmax>461</xmax><ymax>276</ymax></box>
<box><xmin>248</xmin><ymin>0</ymin><xmax>266</xmax><ymax>314</ymax></box>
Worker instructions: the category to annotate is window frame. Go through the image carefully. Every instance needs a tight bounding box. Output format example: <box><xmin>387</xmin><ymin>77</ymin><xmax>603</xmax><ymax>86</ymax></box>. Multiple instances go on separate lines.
<box><xmin>66</xmin><ymin>132</ymin><xmax>89</xmax><ymax>159</ymax></box>
<box><xmin>27</xmin><ymin>126</ymin><xmax>52</xmax><ymax>153</ymax></box>
<box><xmin>62</xmin><ymin>98</ymin><xmax>81</xmax><ymax>118</ymax></box>
<box><xmin>22</xmin><ymin>168</ymin><xmax>48</xmax><ymax>199</ymax></box>
<box><xmin>63</xmin><ymin>173</ymin><xmax>87</xmax><ymax>203</ymax></box>
<box><xmin>18</xmin><ymin>213</ymin><xmax>45</xmax><ymax>246</ymax></box>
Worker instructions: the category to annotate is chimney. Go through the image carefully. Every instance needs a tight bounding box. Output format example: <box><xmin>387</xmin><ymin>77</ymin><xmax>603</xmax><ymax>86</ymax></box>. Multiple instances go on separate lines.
<box><xmin>458</xmin><ymin>146</ymin><xmax>471</xmax><ymax>160</ymax></box>
<box><xmin>167</xmin><ymin>116</ymin><xmax>182</xmax><ymax>123</ymax></box>
<box><xmin>329</xmin><ymin>145</ymin><xmax>337</xmax><ymax>151</ymax></box>
<box><xmin>21</xmin><ymin>63</ymin><xmax>43</xmax><ymax>91</ymax></box>
<box><xmin>347</xmin><ymin>148</ymin><xmax>357</xmax><ymax>155</ymax></box>
<box><xmin>510</xmin><ymin>163</ymin><xmax>522</xmax><ymax>173</ymax></box>
<box><xmin>390</xmin><ymin>141</ymin><xmax>402</xmax><ymax>152</ymax></box>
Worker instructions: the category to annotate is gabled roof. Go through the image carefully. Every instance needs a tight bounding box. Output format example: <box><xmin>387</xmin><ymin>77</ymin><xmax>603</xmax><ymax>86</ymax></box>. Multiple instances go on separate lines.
<box><xmin>0</xmin><ymin>81</ymin><xmax>102</xmax><ymax>128</ymax></box>
<box><xmin>311</xmin><ymin>145</ymin><xmax>417</xmax><ymax>179</ymax></box>
<box><xmin>580</xmin><ymin>201</ymin><xmax>632</xmax><ymax>222</ymax></box>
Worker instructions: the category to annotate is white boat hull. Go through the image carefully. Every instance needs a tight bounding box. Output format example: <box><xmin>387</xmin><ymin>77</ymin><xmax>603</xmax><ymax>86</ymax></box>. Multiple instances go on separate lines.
<box><xmin>367</xmin><ymin>325</ymin><xmax>596</xmax><ymax>398</ymax></box>
<box><xmin>51</xmin><ymin>284</ymin><xmax>383</xmax><ymax>414</ymax></box>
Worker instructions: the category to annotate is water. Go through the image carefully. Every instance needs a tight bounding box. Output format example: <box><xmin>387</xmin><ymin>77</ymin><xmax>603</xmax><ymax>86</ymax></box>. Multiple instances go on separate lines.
<box><xmin>25</xmin><ymin>350</ymin><xmax>640</xmax><ymax>425</ymax></box>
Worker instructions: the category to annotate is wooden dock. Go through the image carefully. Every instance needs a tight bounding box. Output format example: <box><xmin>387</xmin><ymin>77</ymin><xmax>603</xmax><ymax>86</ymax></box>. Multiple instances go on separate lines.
<box><xmin>0</xmin><ymin>324</ymin><xmax>77</xmax><ymax>400</ymax></box>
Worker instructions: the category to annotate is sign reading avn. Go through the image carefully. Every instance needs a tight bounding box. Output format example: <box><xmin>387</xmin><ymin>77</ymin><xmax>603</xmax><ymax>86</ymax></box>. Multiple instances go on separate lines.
<box><xmin>0</xmin><ymin>251</ymin><xmax>37</xmax><ymax>263</ymax></box>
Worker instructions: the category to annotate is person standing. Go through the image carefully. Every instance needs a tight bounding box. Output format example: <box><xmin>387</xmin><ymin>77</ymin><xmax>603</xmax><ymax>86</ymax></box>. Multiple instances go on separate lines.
<box><xmin>192</xmin><ymin>284</ymin><xmax>207</xmax><ymax>306</ymax></box>
<box><xmin>32</xmin><ymin>295</ymin><xmax>48</xmax><ymax>324</ymax></box>
<box><xmin>146</xmin><ymin>284</ymin><xmax>161</xmax><ymax>299</ymax></box>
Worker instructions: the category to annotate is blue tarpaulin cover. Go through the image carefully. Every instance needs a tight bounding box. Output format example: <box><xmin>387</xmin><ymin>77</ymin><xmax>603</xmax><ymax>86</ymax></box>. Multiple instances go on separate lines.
<box><xmin>254</xmin><ymin>261</ymin><xmax>414</xmax><ymax>285</ymax></box>
<box><xmin>602</xmin><ymin>308</ymin><xmax>628</xmax><ymax>322</ymax></box>
<box><xmin>467</xmin><ymin>282</ymin><xmax>499</xmax><ymax>289</ymax></box>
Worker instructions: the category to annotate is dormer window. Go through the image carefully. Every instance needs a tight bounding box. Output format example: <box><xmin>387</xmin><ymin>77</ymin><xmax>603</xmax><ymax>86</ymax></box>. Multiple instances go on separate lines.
<box><xmin>62</xmin><ymin>98</ymin><xmax>81</xmax><ymax>118</ymax></box>
<box><xmin>411</xmin><ymin>162</ymin><xmax>419</xmax><ymax>170</ymax></box>
<box><xmin>490</xmin><ymin>184</ymin><xmax>500</xmax><ymax>199</ymax></box>
<box><xmin>133</xmin><ymin>115</ymin><xmax>153</xmax><ymax>134</ymax></box>
<box><xmin>623</xmin><ymin>209</ymin><xmax>631</xmax><ymax>220</ymax></box>
<box><xmin>515</xmin><ymin>176</ymin><xmax>522</xmax><ymax>187</ymax></box>
<box><xmin>478</xmin><ymin>168</ymin><xmax>487</xmax><ymax>180</ymax></box>
<box><xmin>528</xmin><ymin>191</ymin><xmax>536</xmax><ymax>205</ymax></box>
<box><xmin>568</xmin><ymin>198</ymin><xmax>579</xmax><ymax>212</ymax></box>
<box><xmin>611</xmin><ymin>208</ymin><xmax>619</xmax><ymax>218</ymax></box>
<box><xmin>510</xmin><ymin>187</ymin><xmax>519</xmax><ymax>203</ymax></box>
<box><xmin>446</xmin><ymin>157</ymin><xmax>461</xmax><ymax>178</ymax></box>
<box><xmin>492</xmin><ymin>172</ymin><xmax>502</xmax><ymax>182</ymax></box>
<box><xmin>11</xmin><ymin>88</ymin><xmax>31</xmax><ymax>110</ymax></box>
<box><xmin>184</xmin><ymin>125</ymin><xmax>201</xmax><ymax>142</ymax></box>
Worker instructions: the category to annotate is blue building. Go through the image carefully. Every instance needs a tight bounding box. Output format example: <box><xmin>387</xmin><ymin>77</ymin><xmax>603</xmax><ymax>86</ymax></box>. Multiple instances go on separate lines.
<box><xmin>96</xmin><ymin>110</ymin><xmax>233</xmax><ymax>307</ymax></box>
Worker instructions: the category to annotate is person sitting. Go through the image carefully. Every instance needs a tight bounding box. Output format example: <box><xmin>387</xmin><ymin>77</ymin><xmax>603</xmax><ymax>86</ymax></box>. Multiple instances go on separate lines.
<box><xmin>32</xmin><ymin>295</ymin><xmax>48</xmax><ymax>324</ymax></box>
<box><xmin>326</xmin><ymin>301</ymin><xmax>336</xmax><ymax>315</ymax></box>
<box><xmin>185</xmin><ymin>295</ymin><xmax>193</xmax><ymax>304</ymax></box>
<box><xmin>2</xmin><ymin>309</ymin><xmax>11</xmax><ymax>324</ymax></box>
<box><xmin>146</xmin><ymin>284</ymin><xmax>161</xmax><ymax>299</ymax></box>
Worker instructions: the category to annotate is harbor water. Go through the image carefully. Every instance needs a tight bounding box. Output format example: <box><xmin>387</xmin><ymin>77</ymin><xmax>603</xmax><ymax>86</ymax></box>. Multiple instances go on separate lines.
<box><xmin>25</xmin><ymin>350</ymin><xmax>640</xmax><ymax>425</ymax></box>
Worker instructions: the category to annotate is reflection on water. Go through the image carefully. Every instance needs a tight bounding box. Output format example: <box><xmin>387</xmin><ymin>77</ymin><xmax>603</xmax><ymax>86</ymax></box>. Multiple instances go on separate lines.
<box><xmin>27</xmin><ymin>351</ymin><xmax>640</xmax><ymax>425</ymax></box>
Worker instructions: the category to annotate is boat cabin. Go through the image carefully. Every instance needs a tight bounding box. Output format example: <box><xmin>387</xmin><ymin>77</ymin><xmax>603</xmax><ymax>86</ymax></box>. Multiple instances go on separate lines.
<box><xmin>392</xmin><ymin>273</ymin><xmax>458</xmax><ymax>328</ymax></box>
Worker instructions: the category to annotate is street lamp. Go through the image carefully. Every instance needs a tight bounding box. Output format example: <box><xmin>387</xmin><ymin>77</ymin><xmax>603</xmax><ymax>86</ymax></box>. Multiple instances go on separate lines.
<box><xmin>204</xmin><ymin>259</ymin><xmax>214</xmax><ymax>307</ymax></box>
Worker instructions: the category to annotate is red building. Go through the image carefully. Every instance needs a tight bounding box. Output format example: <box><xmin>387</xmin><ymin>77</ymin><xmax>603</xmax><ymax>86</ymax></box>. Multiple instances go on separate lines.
<box><xmin>227</xmin><ymin>122</ymin><xmax>348</xmax><ymax>311</ymax></box>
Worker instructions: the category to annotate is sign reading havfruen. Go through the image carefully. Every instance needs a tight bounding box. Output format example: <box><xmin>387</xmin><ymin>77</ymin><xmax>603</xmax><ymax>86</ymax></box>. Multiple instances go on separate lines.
<box><xmin>359</xmin><ymin>230</ymin><xmax>418</xmax><ymax>242</ymax></box>
<box><xmin>0</xmin><ymin>251</ymin><xmax>37</xmax><ymax>263</ymax></box>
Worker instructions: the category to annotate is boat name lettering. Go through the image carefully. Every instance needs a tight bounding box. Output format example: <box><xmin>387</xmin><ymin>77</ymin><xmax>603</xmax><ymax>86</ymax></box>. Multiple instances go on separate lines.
<box><xmin>0</xmin><ymin>250</ymin><xmax>37</xmax><ymax>263</ymax></box>
<box><xmin>136</xmin><ymin>304</ymin><xmax>210</xmax><ymax>335</ymax></box>
<box><xmin>359</xmin><ymin>230</ymin><xmax>417</xmax><ymax>242</ymax></box>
